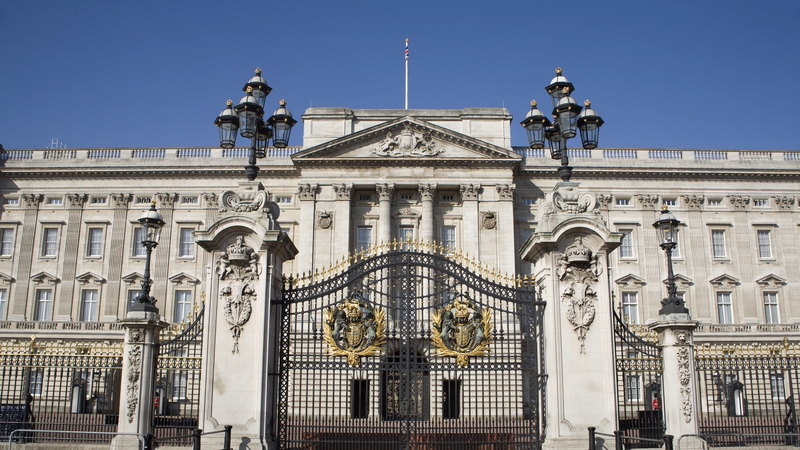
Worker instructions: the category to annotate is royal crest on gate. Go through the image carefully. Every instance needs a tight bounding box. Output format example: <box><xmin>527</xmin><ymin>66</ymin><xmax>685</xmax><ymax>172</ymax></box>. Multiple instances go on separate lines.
<box><xmin>323</xmin><ymin>292</ymin><xmax>386</xmax><ymax>367</ymax></box>
<box><xmin>432</xmin><ymin>296</ymin><xmax>492</xmax><ymax>367</ymax></box>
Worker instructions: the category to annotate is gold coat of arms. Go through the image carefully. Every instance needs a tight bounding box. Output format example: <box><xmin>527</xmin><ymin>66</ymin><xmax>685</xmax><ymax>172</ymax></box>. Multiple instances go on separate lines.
<box><xmin>323</xmin><ymin>292</ymin><xmax>386</xmax><ymax>367</ymax></box>
<box><xmin>432</xmin><ymin>296</ymin><xmax>492</xmax><ymax>367</ymax></box>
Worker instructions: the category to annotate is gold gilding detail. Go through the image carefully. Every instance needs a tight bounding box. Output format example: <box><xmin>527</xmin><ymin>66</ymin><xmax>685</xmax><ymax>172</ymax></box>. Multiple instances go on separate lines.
<box><xmin>431</xmin><ymin>296</ymin><xmax>492</xmax><ymax>368</ymax></box>
<box><xmin>323</xmin><ymin>292</ymin><xmax>386</xmax><ymax>367</ymax></box>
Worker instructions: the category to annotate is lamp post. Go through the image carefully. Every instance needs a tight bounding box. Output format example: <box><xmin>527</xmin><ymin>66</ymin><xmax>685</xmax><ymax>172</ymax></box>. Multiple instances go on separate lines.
<box><xmin>520</xmin><ymin>67</ymin><xmax>604</xmax><ymax>182</ymax></box>
<box><xmin>653</xmin><ymin>206</ymin><xmax>689</xmax><ymax>315</ymax></box>
<box><xmin>214</xmin><ymin>68</ymin><xmax>297</xmax><ymax>181</ymax></box>
<box><xmin>130</xmin><ymin>202</ymin><xmax>165</xmax><ymax>314</ymax></box>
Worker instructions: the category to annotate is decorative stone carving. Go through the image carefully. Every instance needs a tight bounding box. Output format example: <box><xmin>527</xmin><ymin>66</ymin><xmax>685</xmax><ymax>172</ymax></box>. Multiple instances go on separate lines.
<box><xmin>496</xmin><ymin>184</ymin><xmax>515</xmax><ymax>201</ymax></box>
<box><xmin>217</xmin><ymin>236</ymin><xmax>261</xmax><ymax>353</ymax></box>
<box><xmin>596</xmin><ymin>194</ymin><xmax>613</xmax><ymax>208</ymax></box>
<box><xmin>111</xmin><ymin>193</ymin><xmax>131</xmax><ymax>208</ymax></box>
<box><xmin>393</xmin><ymin>208</ymin><xmax>420</xmax><ymax>218</ymax></box>
<box><xmin>683</xmin><ymin>195</ymin><xmax>705</xmax><ymax>209</ymax></box>
<box><xmin>75</xmin><ymin>272</ymin><xmax>105</xmax><ymax>286</ymax></box>
<box><xmin>126</xmin><ymin>331</ymin><xmax>143</xmax><ymax>423</ymax></box>
<box><xmin>557</xmin><ymin>237</ymin><xmax>603</xmax><ymax>353</ymax></box>
<box><xmin>30</xmin><ymin>272</ymin><xmax>59</xmax><ymax>286</ymax></box>
<box><xmin>333</xmin><ymin>184</ymin><xmax>353</xmax><ymax>201</ymax></box>
<box><xmin>709</xmin><ymin>273</ymin><xmax>740</xmax><ymax>289</ymax></box>
<box><xmin>755</xmin><ymin>274</ymin><xmax>787</xmax><ymax>288</ymax></box>
<box><xmin>220</xmin><ymin>185</ymin><xmax>280</xmax><ymax>220</ymax></box>
<box><xmin>638</xmin><ymin>194</ymin><xmax>660</xmax><ymax>209</ymax></box>
<box><xmin>418</xmin><ymin>183</ymin><xmax>437</xmax><ymax>201</ymax></box>
<box><xmin>66</xmin><ymin>193</ymin><xmax>87</xmax><ymax>208</ymax></box>
<box><xmin>323</xmin><ymin>291</ymin><xmax>386</xmax><ymax>367</ymax></box>
<box><xmin>773</xmin><ymin>196</ymin><xmax>796</xmax><ymax>209</ymax></box>
<box><xmin>376</xmin><ymin>184</ymin><xmax>395</xmax><ymax>201</ymax></box>
<box><xmin>155</xmin><ymin>193</ymin><xmax>177</xmax><ymax>208</ymax></box>
<box><xmin>729</xmin><ymin>195</ymin><xmax>750</xmax><ymax>209</ymax></box>
<box><xmin>431</xmin><ymin>295</ymin><xmax>492</xmax><ymax>368</ymax></box>
<box><xmin>459</xmin><ymin>184</ymin><xmax>481</xmax><ymax>201</ymax></box>
<box><xmin>371</xmin><ymin>124</ymin><xmax>442</xmax><ymax>157</ymax></box>
<box><xmin>676</xmin><ymin>331</ymin><xmax>693</xmax><ymax>423</ymax></box>
<box><xmin>316</xmin><ymin>211</ymin><xmax>333</xmax><ymax>229</ymax></box>
<box><xmin>540</xmin><ymin>183</ymin><xmax>596</xmax><ymax>217</ymax></box>
<box><xmin>202</xmin><ymin>193</ymin><xmax>219</xmax><ymax>209</ymax></box>
<box><xmin>297</xmin><ymin>183</ymin><xmax>318</xmax><ymax>201</ymax></box>
<box><xmin>480</xmin><ymin>212</ymin><xmax>497</xmax><ymax>230</ymax></box>
<box><xmin>21</xmin><ymin>194</ymin><xmax>43</xmax><ymax>209</ymax></box>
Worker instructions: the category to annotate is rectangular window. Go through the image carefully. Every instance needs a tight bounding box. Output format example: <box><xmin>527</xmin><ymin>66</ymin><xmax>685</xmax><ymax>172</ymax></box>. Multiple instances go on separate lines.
<box><xmin>87</xmin><ymin>228</ymin><xmax>104</xmax><ymax>257</ymax></box>
<box><xmin>81</xmin><ymin>290</ymin><xmax>99</xmax><ymax>321</ymax></box>
<box><xmin>708</xmin><ymin>199</ymin><xmax>722</xmax><ymax>207</ymax></box>
<box><xmin>174</xmin><ymin>291</ymin><xmax>192</xmax><ymax>323</ymax></box>
<box><xmin>625</xmin><ymin>375</ymin><xmax>641</xmax><ymax>401</ymax></box>
<box><xmin>30</xmin><ymin>370</ymin><xmax>44</xmax><ymax>396</ymax></box>
<box><xmin>133</xmin><ymin>227</ymin><xmax>146</xmax><ymax>257</ymax></box>
<box><xmin>0</xmin><ymin>289</ymin><xmax>7</xmax><ymax>321</ymax></box>
<box><xmin>179</xmin><ymin>228</ymin><xmax>195</xmax><ymax>258</ymax></box>
<box><xmin>671</xmin><ymin>228</ymin><xmax>681</xmax><ymax>258</ymax></box>
<box><xmin>91</xmin><ymin>196</ymin><xmax>107</xmax><ymax>204</ymax></box>
<box><xmin>616</xmin><ymin>198</ymin><xmax>630</xmax><ymax>206</ymax></box>
<box><xmin>351</xmin><ymin>379</ymin><xmax>369</xmax><ymax>419</ymax></box>
<box><xmin>712</xmin><ymin>230</ymin><xmax>726</xmax><ymax>258</ymax></box>
<box><xmin>1</xmin><ymin>229</ymin><xmax>13</xmax><ymax>256</ymax></box>
<box><xmin>42</xmin><ymin>227</ymin><xmax>58</xmax><ymax>256</ymax></box>
<box><xmin>520</xmin><ymin>198</ymin><xmax>537</xmax><ymax>205</ymax></box>
<box><xmin>172</xmin><ymin>373</ymin><xmax>188</xmax><ymax>400</ymax></box>
<box><xmin>399</xmin><ymin>226</ymin><xmax>414</xmax><ymax>250</ymax></box>
<box><xmin>442</xmin><ymin>379</ymin><xmax>461</xmax><ymax>419</ymax></box>
<box><xmin>358</xmin><ymin>194</ymin><xmax>372</xmax><ymax>202</ymax></box>
<box><xmin>663</xmin><ymin>199</ymin><xmax>676</xmax><ymax>206</ymax></box>
<box><xmin>136</xmin><ymin>197</ymin><xmax>151</xmax><ymax>204</ymax></box>
<box><xmin>47</xmin><ymin>197</ymin><xmax>63</xmax><ymax>205</ymax></box>
<box><xmin>277</xmin><ymin>196</ymin><xmax>292</xmax><ymax>204</ymax></box>
<box><xmin>717</xmin><ymin>293</ymin><xmax>733</xmax><ymax>324</ymax></box>
<box><xmin>181</xmin><ymin>196</ymin><xmax>198</xmax><ymax>204</ymax></box>
<box><xmin>622</xmin><ymin>292</ymin><xmax>638</xmax><ymax>324</ymax></box>
<box><xmin>5</xmin><ymin>198</ymin><xmax>19</xmax><ymax>205</ymax></box>
<box><xmin>757</xmin><ymin>230</ymin><xmax>772</xmax><ymax>259</ymax></box>
<box><xmin>764</xmin><ymin>293</ymin><xmax>780</xmax><ymax>324</ymax></box>
<box><xmin>35</xmin><ymin>289</ymin><xmax>53</xmax><ymax>321</ymax></box>
<box><xmin>440</xmin><ymin>226</ymin><xmax>456</xmax><ymax>252</ymax></box>
<box><xmin>771</xmin><ymin>374</ymin><xmax>786</xmax><ymax>399</ymax></box>
<box><xmin>356</xmin><ymin>227</ymin><xmax>373</xmax><ymax>252</ymax></box>
<box><xmin>754</xmin><ymin>199</ymin><xmax>769</xmax><ymax>207</ymax></box>
<box><xmin>619</xmin><ymin>230</ymin><xmax>634</xmax><ymax>258</ymax></box>
<box><xmin>441</xmin><ymin>194</ymin><xmax>455</xmax><ymax>202</ymax></box>
<box><xmin>399</xmin><ymin>193</ymin><xmax>414</xmax><ymax>201</ymax></box>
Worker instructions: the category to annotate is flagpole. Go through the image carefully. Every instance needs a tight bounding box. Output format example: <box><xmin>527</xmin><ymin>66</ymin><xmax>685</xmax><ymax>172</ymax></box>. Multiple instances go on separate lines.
<box><xmin>405</xmin><ymin>38</ymin><xmax>409</xmax><ymax>110</ymax></box>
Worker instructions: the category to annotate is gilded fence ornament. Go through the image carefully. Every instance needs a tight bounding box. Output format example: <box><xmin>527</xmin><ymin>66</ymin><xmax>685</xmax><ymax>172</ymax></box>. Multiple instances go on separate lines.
<box><xmin>323</xmin><ymin>292</ymin><xmax>386</xmax><ymax>367</ymax></box>
<box><xmin>431</xmin><ymin>296</ymin><xmax>492</xmax><ymax>367</ymax></box>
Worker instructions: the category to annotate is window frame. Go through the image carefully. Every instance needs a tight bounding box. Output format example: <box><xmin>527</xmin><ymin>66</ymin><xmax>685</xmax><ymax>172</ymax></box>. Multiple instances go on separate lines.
<box><xmin>41</xmin><ymin>227</ymin><xmax>59</xmax><ymax>257</ymax></box>
<box><xmin>178</xmin><ymin>228</ymin><xmax>196</xmax><ymax>259</ymax></box>
<box><xmin>0</xmin><ymin>288</ymin><xmax>7</xmax><ymax>321</ymax></box>
<box><xmin>621</xmin><ymin>292</ymin><xmax>639</xmax><ymax>324</ymax></box>
<box><xmin>0</xmin><ymin>228</ymin><xmax>14</xmax><ymax>257</ymax></box>
<box><xmin>356</xmin><ymin>226</ymin><xmax>373</xmax><ymax>252</ymax></box>
<box><xmin>711</xmin><ymin>229</ymin><xmax>727</xmax><ymax>259</ymax></box>
<box><xmin>174</xmin><ymin>290</ymin><xmax>193</xmax><ymax>323</ymax></box>
<box><xmin>132</xmin><ymin>226</ymin><xmax>146</xmax><ymax>258</ymax></box>
<box><xmin>716</xmin><ymin>292</ymin><xmax>733</xmax><ymax>325</ymax></box>
<box><xmin>81</xmin><ymin>289</ymin><xmax>99</xmax><ymax>322</ymax></box>
<box><xmin>764</xmin><ymin>292</ymin><xmax>780</xmax><ymax>324</ymax></box>
<box><xmin>625</xmin><ymin>375</ymin><xmax>641</xmax><ymax>402</ymax></box>
<box><xmin>34</xmin><ymin>289</ymin><xmax>53</xmax><ymax>321</ymax></box>
<box><xmin>86</xmin><ymin>227</ymin><xmax>104</xmax><ymax>258</ymax></box>
<box><xmin>440</xmin><ymin>226</ymin><xmax>456</xmax><ymax>252</ymax></box>
<box><xmin>619</xmin><ymin>229</ymin><xmax>635</xmax><ymax>259</ymax></box>
<box><xmin>770</xmin><ymin>373</ymin><xmax>786</xmax><ymax>400</ymax></box>
<box><xmin>756</xmin><ymin>229</ymin><xmax>773</xmax><ymax>260</ymax></box>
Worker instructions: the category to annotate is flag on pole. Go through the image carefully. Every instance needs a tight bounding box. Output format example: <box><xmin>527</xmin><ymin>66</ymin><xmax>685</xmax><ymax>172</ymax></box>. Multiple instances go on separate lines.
<box><xmin>405</xmin><ymin>39</ymin><xmax>409</xmax><ymax>61</ymax></box>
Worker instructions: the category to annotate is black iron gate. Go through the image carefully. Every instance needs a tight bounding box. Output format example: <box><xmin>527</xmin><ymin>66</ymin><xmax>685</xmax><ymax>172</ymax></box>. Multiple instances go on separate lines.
<box><xmin>278</xmin><ymin>247</ymin><xmax>545</xmax><ymax>449</ymax></box>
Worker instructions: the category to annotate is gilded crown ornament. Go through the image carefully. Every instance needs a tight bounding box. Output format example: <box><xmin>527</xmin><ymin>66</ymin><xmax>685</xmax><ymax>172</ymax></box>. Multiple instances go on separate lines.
<box><xmin>323</xmin><ymin>291</ymin><xmax>386</xmax><ymax>367</ymax></box>
<box><xmin>431</xmin><ymin>296</ymin><xmax>492</xmax><ymax>367</ymax></box>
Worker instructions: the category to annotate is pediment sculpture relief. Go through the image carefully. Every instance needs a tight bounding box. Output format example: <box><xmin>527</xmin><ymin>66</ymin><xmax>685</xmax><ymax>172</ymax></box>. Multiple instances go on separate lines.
<box><xmin>372</xmin><ymin>124</ymin><xmax>443</xmax><ymax>157</ymax></box>
<box><xmin>557</xmin><ymin>237</ymin><xmax>603</xmax><ymax>353</ymax></box>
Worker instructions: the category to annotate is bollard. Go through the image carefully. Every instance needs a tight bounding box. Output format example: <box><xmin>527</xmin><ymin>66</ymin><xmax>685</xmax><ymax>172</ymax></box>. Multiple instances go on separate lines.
<box><xmin>614</xmin><ymin>430</ymin><xmax>623</xmax><ymax>450</ymax></box>
<box><xmin>588</xmin><ymin>427</ymin><xmax>596</xmax><ymax>450</ymax></box>
<box><xmin>664</xmin><ymin>434</ymin><xmax>674</xmax><ymax>450</ymax></box>
<box><xmin>223</xmin><ymin>425</ymin><xmax>233</xmax><ymax>450</ymax></box>
<box><xmin>192</xmin><ymin>428</ymin><xmax>202</xmax><ymax>450</ymax></box>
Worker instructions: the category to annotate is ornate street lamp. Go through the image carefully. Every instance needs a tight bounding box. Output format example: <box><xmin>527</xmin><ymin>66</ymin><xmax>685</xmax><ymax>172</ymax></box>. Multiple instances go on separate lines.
<box><xmin>521</xmin><ymin>67</ymin><xmax>604</xmax><ymax>182</ymax></box>
<box><xmin>131</xmin><ymin>203</ymin><xmax>165</xmax><ymax>313</ymax></box>
<box><xmin>214</xmin><ymin>68</ymin><xmax>297</xmax><ymax>181</ymax></box>
<box><xmin>653</xmin><ymin>206</ymin><xmax>689</xmax><ymax>315</ymax></box>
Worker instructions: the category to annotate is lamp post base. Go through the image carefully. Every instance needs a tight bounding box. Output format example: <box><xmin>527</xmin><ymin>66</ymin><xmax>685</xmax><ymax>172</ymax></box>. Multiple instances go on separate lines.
<box><xmin>558</xmin><ymin>165</ymin><xmax>573</xmax><ymax>182</ymax></box>
<box><xmin>245</xmin><ymin>164</ymin><xmax>260</xmax><ymax>181</ymax></box>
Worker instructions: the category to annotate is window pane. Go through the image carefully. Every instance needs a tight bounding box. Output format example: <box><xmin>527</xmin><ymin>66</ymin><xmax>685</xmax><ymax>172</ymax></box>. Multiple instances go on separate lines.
<box><xmin>440</xmin><ymin>226</ymin><xmax>456</xmax><ymax>251</ymax></box>
<box><xmin>764</xmin><ymin>293</ymin><xmax>779</xmax><ymax>324</ymax></box>
<box><xmin>179</xmin><ymin>228</ymin><xmax>195</xmax><ymax>257</ymax></box>
<box><xmin>672</xmin><ymin>229</ymin><xmax>681</xmax><ymax>258</ymax></box>
<box><xmin>356</xmin><ymin>227</ymin><xmax>372</xmax><ymax>252</ymax></box>
<box><xmin>757</xmin><ymin>230</ymin><xmax>772</xmax><ymax>259</ymax></box>
<box><xmin>174</xmin><ymin>291</ymin><xmax>192</xmax><ymax>323</ymax></box>
<box><xmin>0</xmin><ymin>229</ymin><xmax>13</xmax><ymax>256</ymax></box>
<box><xmin>133</xmin><ymin>228</ymin><xmax>146</xmax><ymax>257</ymax></box>
<box><xmin>622</xmin><ymin>293</ymin><xmax>638</xmax><ymax>324</ymax></box>
<box><xmin>81</xmin><ymin>290</ymin><xmax>99</xmax><ymax>321</ymax></box>
<box><xmin>717</xmin><ymin>293</ymin><xmax>733</xmax><ymax>324</ymax></box>
<box><xmin>620</xmin><ymin>231</ymin><xmax>633</xmax><ymax>258</ymax></box>
<box><xmin>626</xmin><ymin>375</ymin><xmax>640</xmax><ymax>401</ymax></box>
<box><xmin>43</xmin><ymin>228</ymin><xmax>58</xmax><ymax>256</ymax></box>
<box><xmin>771</xmin><ymin>374</ymin><xmax>785</xmax><ymax>399</ymax></box>
<box><xmin>712</xmin><ymin>231</ymin><xmax>726</xmax><ymax>258</ymax></box>
<box><xmin>87</xmin><ymin>228</ymin><xmax>103</xmax><ymax>257</ymax></box>
<box><xmin>35</xmin><ymin>290</ymin><xmax>52</xmax><ymax>321</ymax></box>
<box><xmin>0</xmin><ymin>289</ymin><xmax>7</xmax><ymax>321</ymax></box>
<box><xmin>399</xmin><ymin>226</ymin><xmax>414</xmax><ymax>250</ymax></box>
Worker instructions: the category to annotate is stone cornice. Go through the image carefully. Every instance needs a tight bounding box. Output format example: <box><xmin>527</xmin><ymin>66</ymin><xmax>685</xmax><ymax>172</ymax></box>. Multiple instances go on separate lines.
<box><xmin>0</xmin><ymin>167</ymin><xmax>301</xmax><ymax>180</ymax></box>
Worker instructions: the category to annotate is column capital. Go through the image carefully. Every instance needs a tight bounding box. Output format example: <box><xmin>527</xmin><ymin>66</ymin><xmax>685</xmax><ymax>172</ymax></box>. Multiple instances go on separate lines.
<box><xmin>111</xmin><ymin>193</ymin><xmax>132</xmax><ymax>209</ymax></box>
<box><xmin>21</xmin><ymin>193</ymin><xmax>43</xmax><ymax>209</ymax></box>
<box><xmin>376</xmin><ymin>183</ymin><xmax>395</xmax><ymax>201</ymax></box>
<box><xmin>418</xmin><ymin>183</ymin><xmax>437</xmax><ymax>201</ymax></box>
<box><xmin>202</xmin><ymin>192</ymin><xmax>219</xmax><ymax>209</ymax></box>
<box><xmin>66</xmin><ymin>193</ymin><xmax>87</xmax><ymax>209</ymax></box>
<box><xmin>155</xmin><ymin>193</ymin><xmax>178</xmax><ymax>209</ymax></box>
<box><xmin>496</xmin><ymin>184</ymin><xmax>515</xmax><ymax>201</ymax></box>
<box><xmin>297</xmin><ymin>183</ymin><xmax>318</xmax><ymax>201</ymax></box>
<box><xmin>638</xmin><ymin>194</ymin><xmax>660</xmax><ymax>209</ymax></box>
<box><xmin>333</xmin><ymin>183</ymin><xmax>353</xmax><ymax>201</ymax></box>
<box><xmin>459</xmin><ymin>184</ymin><xmax>481</xmax><ymax>201</ymax></box>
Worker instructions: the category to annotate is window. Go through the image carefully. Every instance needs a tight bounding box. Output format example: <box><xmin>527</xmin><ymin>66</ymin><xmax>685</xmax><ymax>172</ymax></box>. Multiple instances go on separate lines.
<box><xmin>399</xmin><ymin>193</ymin><xmax>414</xmax><ymax>201</ymax></box>
<box><xmin>399</xmin><ymin>226</ymin><xmax>414</xmax><ymax>250</ymax></box>
<box><xmin>90</xmin><ymin>196</ymin><xmax>107</xmax><ymax>204</ymax></box>
<box><xmin>86</xmin><ymin>228</ymin><xmax>104</xmax><ymax>257</ymax></box>
<box><xmin>30</xmin><ymin>370</ymin><xmax>44</xmax><ymax>396</ymax></box>
<box><xmin>5</xmin><ymin>198</ymin><xmax>19</xmax><ymax>205</ymax></box>
<box><xmin>358</xmin><ymin>194</ymin><xmax>372</xmax><ymax>202</ymax></box>
<box><xmin>441</xmin><ymin>193</ymin><xmax>455</xmax><ymax>202</ymax></box>
<box><xmin>764</xmin><ymin>293</ymin><xmax>780</xmax><ymax>324</ymax></box>
<box><xmin>770</xmin><ymin>374</ymin><xmax>786</xmax><ymax>399</ymax></box>
<box><xmin>277</xmin><ymin>196</ymin><xmax>292</xmax><ymax>204</ymax></box>
<box><xmin>440</xmin><ymin>226</ymin><xmax>456</xmax><ymax>252</ymax></box>
<box><xmin>717</xmin><ymin>293</ymin><xmax>733</xmax><ymax>324</ymax></box>
<box><xmin>754</xmin><ymin>198</ymin><xmax>769</xmax><ymax>207</ymax></box>
<box><xmin>47</xmin><ymin>197</ymin><xmax>63</xmax><ymax>205</ymax></box>
<box><xmin>0</xmin><ymin>289</ymin><xmax>7</xmax><ymax>321</ymax></box>
<box><xmin>1</xmin><ymin>229</ymin><xmax>13</xmax><ymax>256</ymax></box>
<box><xmin>708</xmin><ymin>199</ymin><xmax>722</xmax><ymax>207</ymax></box>
<box><xmin>42</xmin><ymin>228</ymin><xmax>59</xmax><ymax>257</ymax></box>
<box><xmin>136</xmin><ymin>197</ymin><xmax>151</xmax><ymax>204</ymax></box>
<box><xmin>174</xmin><ymin>291</ymin><xmax>192</xmax><ymax>323</ymax></box>
<box><xmin>671</xmin><ymin>228</ymin><xmax>681</xmax><ymax>258</ymax></box>
<box><xmin>663</xmin><ymin>199</ymin><xmax>676</xmax><ymax>206</ymax></box>
<box><xmin>442</xmin><ymin>379</ymin><xmax>461</xmax><ymax>419</ymax></box>
<box><xmin>133</xmin><ymin>227</ymin><xmax>146</xmax><ymax>257</ymax></box>
<box><xmin>351</xmin><ymin>379</ymin><xmax>369</xmax><ymax>419</ymax></box>
<box><xmin>81</xmin><ymin>290</ymin><xmax>99</xmax><ymax>321</ymax></box>
<box><xmin>711</xmin><ymin>230</ymin><xmax>726</xmax><ymax>258</ymax></box>
<box><xmin>35</xmin><ymin>289</ymin><xmax>53</xmax><ymax>321</ymax></box>
<box><xmin>616</xmin><ymin>198</ymin><xmax>630</xmax><ymax>206</ymax></box>
<box><xmin>619</xmin><ymin>230</ymin><xmax>634</xmax><ymax>259</ymax></box>
<box><xmin>181</xmin><ymin>196</ymin><xmax>198</xmax><ymax>204</ymax></box>
<box><xmin>179</xmin><ymin>228</ymin><xmax>195</xmax><ymax>258</ymax></box>
<box><xmin>757</xmin><ymin>230</ymin><xmax>772</xmax><ymax>259</ymax></box>
<box><xmin>356</xmin><ymin>227</ymin><xmax>372</xmax><ymax>252</ymax></box>
<box><xmin>622</xmin><ymin>293</ymin><xmax>638</xmax><ymax>324</ymax></box>
<box><xmin>520</xmin><ymin>198</ymin><xmax>537</xmax><ymax>205</ymax></box>
<box><xmin>626</xmin><ymin>375</ymin><xmax>641</xmax><ymax>401</ymax></box>
<box><xmin>172</xmin><ymin>373</ymin><xmax>188</xmax><ymax>400</ymax></box>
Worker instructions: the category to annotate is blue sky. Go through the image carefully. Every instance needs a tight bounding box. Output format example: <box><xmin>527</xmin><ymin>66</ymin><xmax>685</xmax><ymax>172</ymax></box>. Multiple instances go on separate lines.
<box><xmin>1</xmin><ymin>1</ymin><xmax>798</xmax><ymax>151</ymax></box>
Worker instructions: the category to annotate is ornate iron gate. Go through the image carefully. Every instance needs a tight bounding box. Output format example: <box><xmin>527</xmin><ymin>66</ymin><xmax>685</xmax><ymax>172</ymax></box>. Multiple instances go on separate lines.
<box><xmin>278</xmin><ymin>245</ymin><xmax>545</xmax><ymax>449</ymax></box>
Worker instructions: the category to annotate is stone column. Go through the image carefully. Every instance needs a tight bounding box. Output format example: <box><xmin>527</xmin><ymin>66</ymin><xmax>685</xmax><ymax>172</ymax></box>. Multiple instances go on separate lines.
<box><xmin>496</xmin><ymin>184</ymin><xmax>516</xmax><ymax>275</ymax></box>
<box><xmin>459</xmin><ymin>184</ymin><xmax>480</xmax><ymax>257</ymax></box>
<box><xmin>9</xmin><ymin>194</ymin><xmax>42</xmax><ymax>321</ymax></box>
<box><xmin>376</xmin><ymin>184</ymin><xmax>395</xmax><ymax>244</ymax></box>
<box><xmin>103</xmin><ymin>194</ymin><xmax>132</xmax><ymax>320</ymax></box>
<box><xmin>296</xmin><ymin>183</ymin><xmax>317</xmax><ymax>274</ymax></box>
<box><xmin>332</xmin><ymin>184</ymin><xmax>352</xmax><ymax>258</ymax></box>
<box><xmin>114</xmin><ymin>310</ymin><xmax>168</xmax><ymax>447</ymax></box>
<box><xmin>55</xmin><ymin>193</ymin><xmax>86</xmax><ymax>320</ymax></box>
<box><xmin>650</xmin><ymin>315</ymin><xmax>701</xmax><ymax>440</ymax></box>
<box><xmin>418</xmin><ymin>183</ymin><xmax>437</xmax><ymax>243</ymax></box>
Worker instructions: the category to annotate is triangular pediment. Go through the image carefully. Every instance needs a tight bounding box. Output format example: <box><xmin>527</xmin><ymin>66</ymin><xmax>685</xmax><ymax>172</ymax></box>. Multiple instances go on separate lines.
<box><xmin>292</xmin><ymin>117</ymin><xmax>521</xmax><ymax>167</ymax></box>
<box><xmin>122</xmin><ymin>272</ymin><xmax>145</xmax><ymax>286</ymax></box>
<box><xmin>75</xmin><ymin>272</ymin><xmax>106</xmax><ymax>286</ymax></box>
<box><xmin>663</xmin><ymin>274</ymin><xmax>694</xmax><ymax>288</ymax></box>
<box><xmin>0</xmin><ymin>271</ymin><xmax>14</xmax><ymax>285</ymax></box>
<box><xmin>709</xmin><ymin>273</ymin><xmax>740</xmax><ymax>288</ymax></box>
<box><xmin>169</xmin><ymin>272</ymin><xmax>200</xmax><ymax>286</ymax></box>
<box><xmin>30</xmin><ymin>271</ymin><xmax>59</xmax><ymax>285</ymax></box>
<box><xmin>614</xmin><ymin>273</ymin><xmax>647</xmax><ymax>287</ymax></box>
<box><xmin>756</xmin><ymin>273</ymin><xmax>787</xmax><ymax>288</ymax></box>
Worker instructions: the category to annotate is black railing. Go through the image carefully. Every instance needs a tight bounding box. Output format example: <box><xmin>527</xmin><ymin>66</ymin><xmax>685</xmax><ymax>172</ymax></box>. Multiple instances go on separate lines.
<box><xmin>590</xmin><ymin>427</ymin><xmax>673</xmax><ymax>450</ymax></box>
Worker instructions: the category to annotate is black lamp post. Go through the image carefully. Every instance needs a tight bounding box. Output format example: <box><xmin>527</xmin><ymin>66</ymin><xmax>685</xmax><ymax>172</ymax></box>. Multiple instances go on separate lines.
<box><xmin>214</xmin><ymin>68</ymin><xmax>297</xmax><ymax>181</ymax></box>
<box><xmin>521</xmin><ymin>68</ymin><xmax>604</xmax><ymax>182</ymax></box>
<box><xmin>130</xmin><ymin>203</ymin><xmax>165</xmax><ymax>314</ymax></box>
<box><xmin>653</xmin><ymin>206</ymin><xmax>689</xmax><ymax>315</ymax></box>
